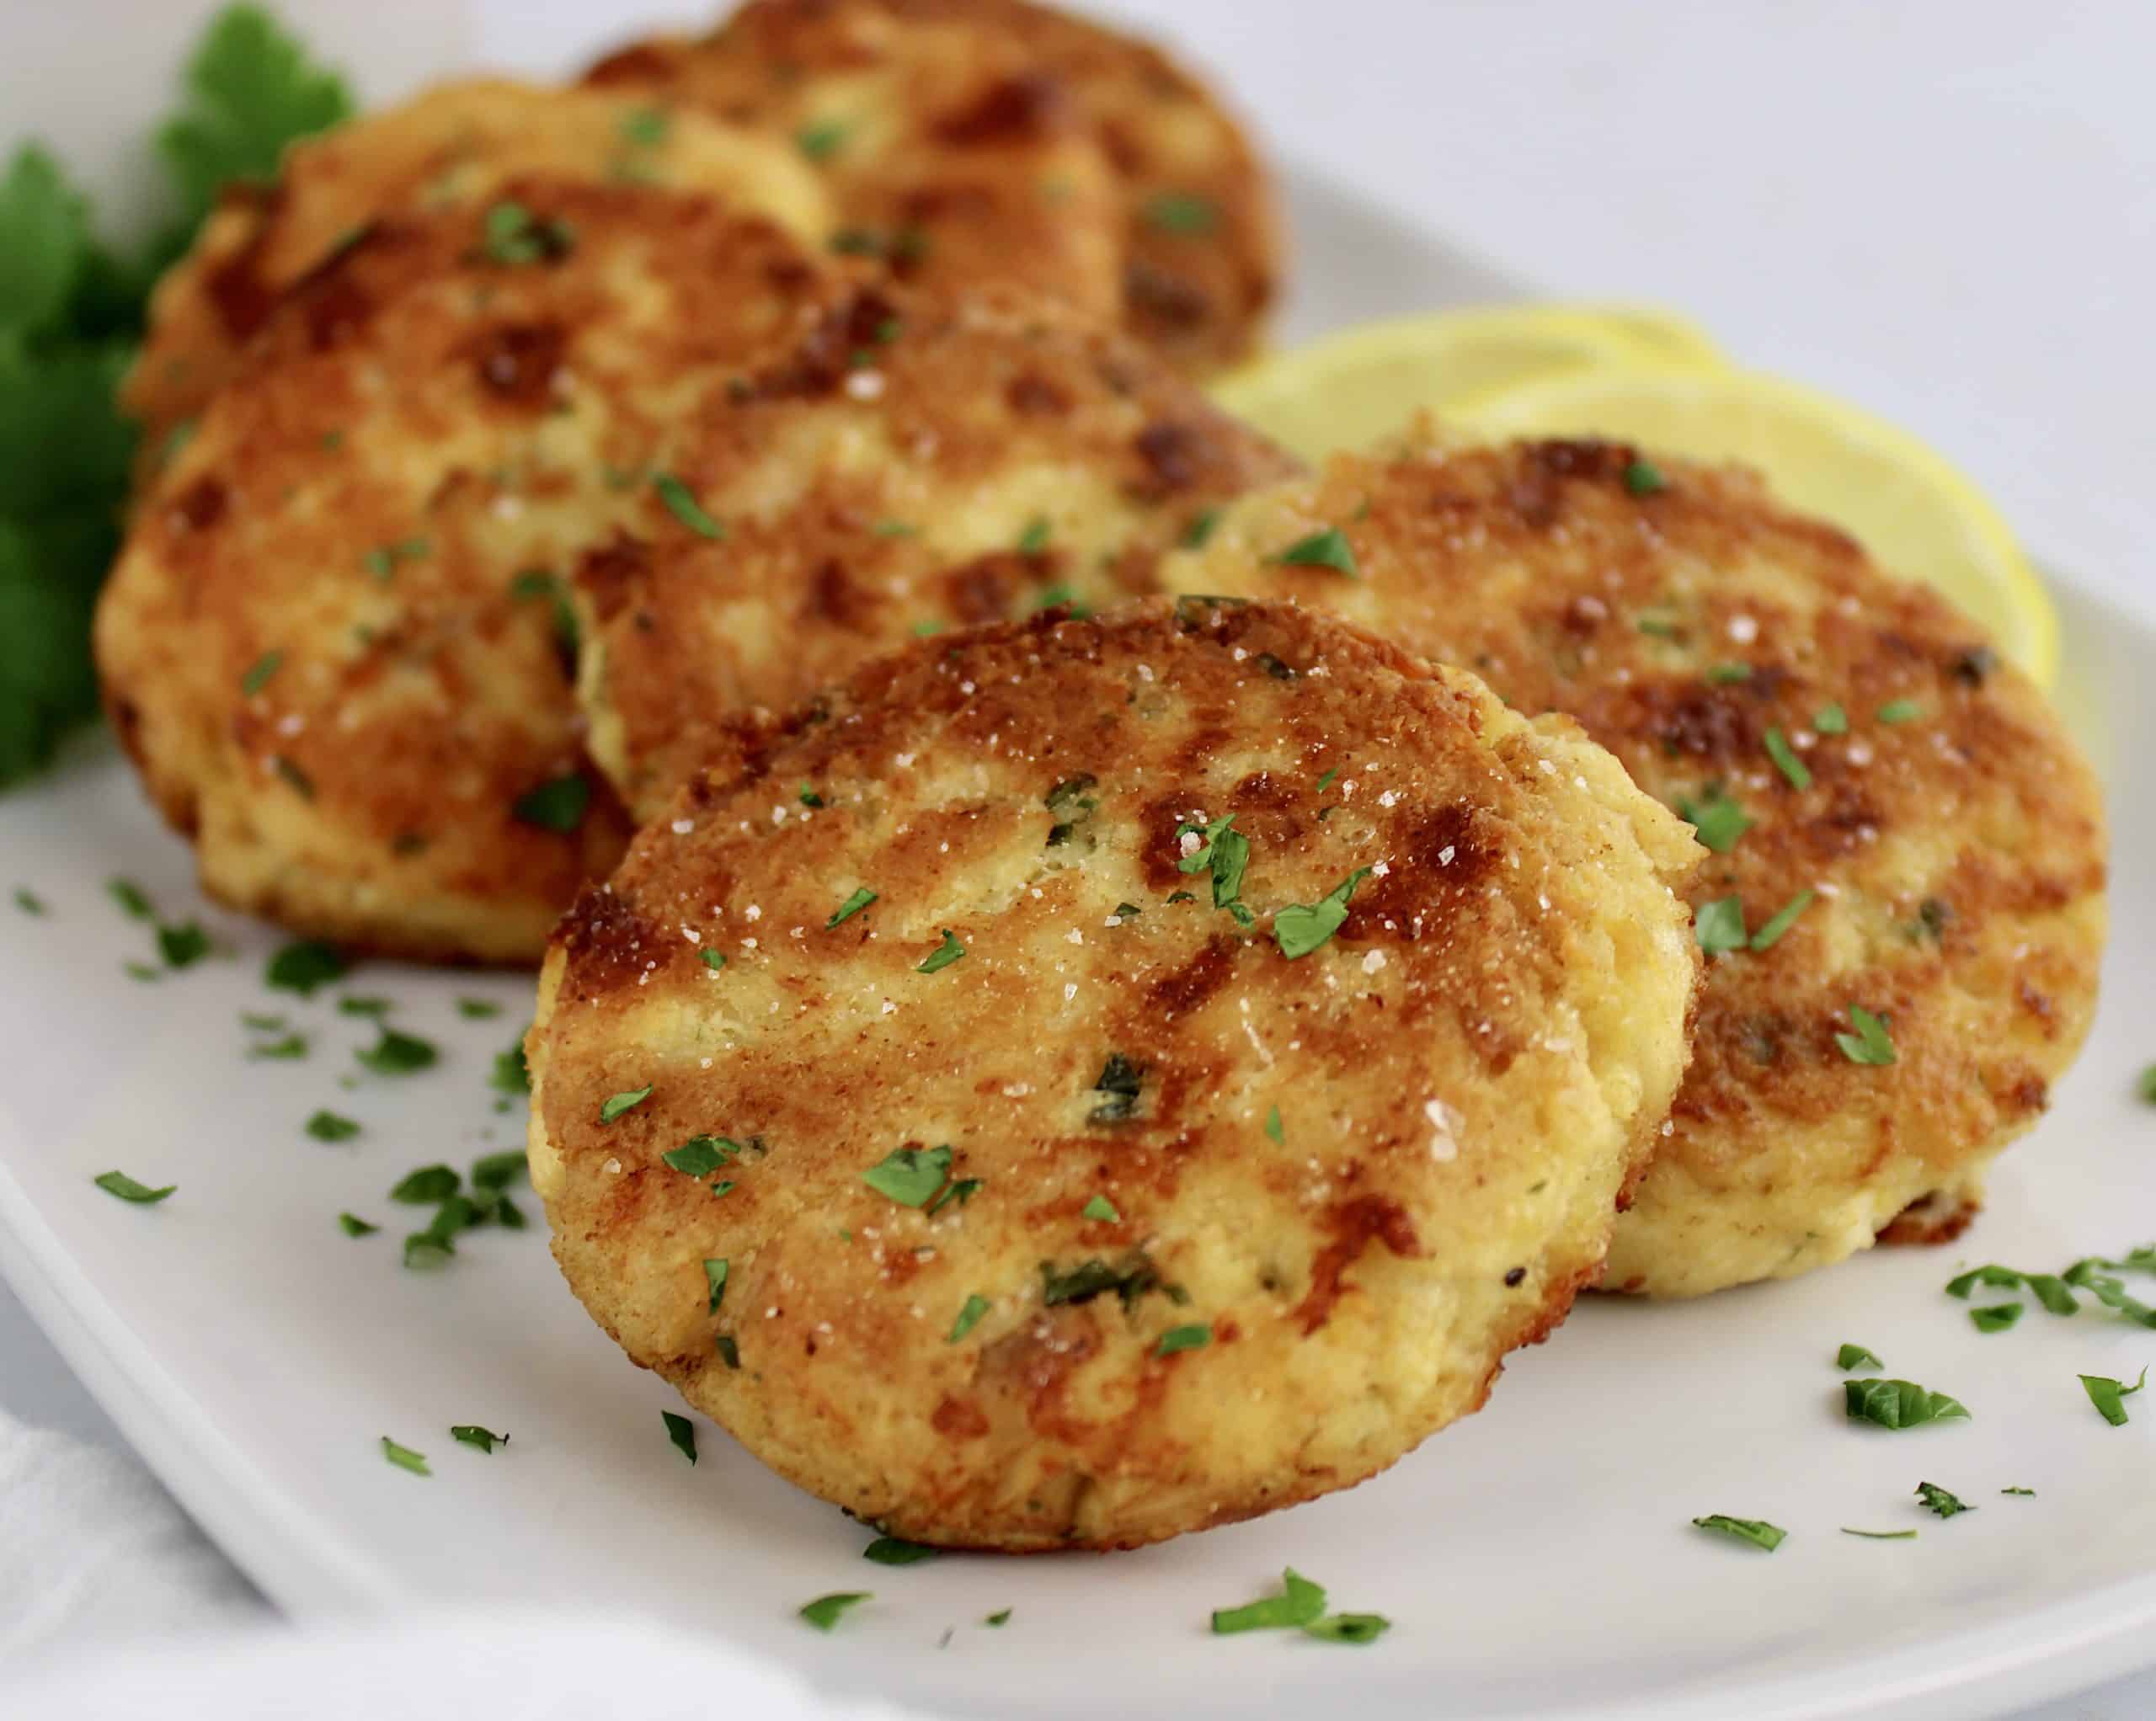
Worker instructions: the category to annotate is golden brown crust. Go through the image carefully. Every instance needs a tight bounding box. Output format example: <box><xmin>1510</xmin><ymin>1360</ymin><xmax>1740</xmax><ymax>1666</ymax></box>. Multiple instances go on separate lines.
<box><xmin>1163</xmin><ymin>438</ymin><xmax>2109</xmax><ymax>1296</ymax></box>
<box><xmin>95</xmin><ymin>182</ymin><xmax>852</xmax><ymax>963</ymax></box>
<box><xmin>569</xmin><ymin>280</ymin><xmax>1299</xmax><ymax>818</ymax></box>
<box><xmin>583</xmin><ymin>0</ymin><xmax>1280</xmax><ymax>374</ymax></box>
<box><xmin>123</xmin><ymin>79</ymin><xmax>834</xmax><ymax>467</ymax></box>
<box><xmin>527</xmin><ymin>598</ymin><xmax>1700</xmax><ymax>1548</ymax></box>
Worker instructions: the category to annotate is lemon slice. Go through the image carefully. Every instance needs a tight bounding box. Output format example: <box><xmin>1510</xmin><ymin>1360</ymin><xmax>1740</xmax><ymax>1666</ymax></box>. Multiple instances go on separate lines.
<box><xmin>1210</xmin><ymin>303</ymin><xmax>1723</xmax><ymax>464</ymax></box>
<box><xmin>1450</xmin><ymin>365</ymin><xmax>2057</xmax><ymax>687</ymax></box>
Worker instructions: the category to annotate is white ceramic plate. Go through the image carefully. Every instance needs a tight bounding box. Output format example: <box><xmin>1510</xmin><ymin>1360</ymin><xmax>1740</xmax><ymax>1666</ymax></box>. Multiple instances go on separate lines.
<box><xmin>3</xmin><ymin>145</ymin><xmax>2155</xmax><ymax>1721</ymax></box>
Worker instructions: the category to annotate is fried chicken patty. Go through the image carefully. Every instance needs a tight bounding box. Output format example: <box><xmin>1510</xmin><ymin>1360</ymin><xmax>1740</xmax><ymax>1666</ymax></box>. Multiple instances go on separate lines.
<box><xmin>584</xmin><ymin>0</ymin><xmax>1280</xmax><ymax>374</ymax></box>
<box><xmin>1162</xmin><ymin>437</ymin><xmax>2108</xmax><ymax>1297</ymax></box>
<box><xmin>526</xmin><ymin>599</ymin><xmax>1700</xmax><ymax>1548</ymax></box>
<box><xmin>123</xmin><ymin>79</ymin><xmax>833</xmax><ymax>462</ymax></box>
<box><xmin>95</xmin><ymin>182</ymin><xmax>854</xmax><ymax>963</ymax></box>
<box><xmin>568</xmin><ymin>280</ymin><xmax>1298</xmax><ymax>820</ymax></box>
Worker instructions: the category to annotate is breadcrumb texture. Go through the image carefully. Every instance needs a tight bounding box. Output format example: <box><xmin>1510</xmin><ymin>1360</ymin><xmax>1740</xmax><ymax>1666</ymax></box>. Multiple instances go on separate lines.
<box><xmin>526</xmin><ymin>599</ymin><xmax>1700</xmax><ymax>1548</ymax></box>
<box><xmin>123</xmin><ymin>79</ymin><xmax>833</xmax><ymax>464</ymax></box>
<box><xmin>569</xmin><ymin>280</ymin><xmax>1299</xmax><ymax>818</ymax></box>
<box><xmin>584</xmin><ymin>0</ymin><xmax>1281</xmax><ymax>374</ymax></box>
<box><xmin>96</xmin><ymin>183</ymin><xmax>848</xmax><ymax>962</ymax></box>
<box><xmin>1163</xmin><ymin>438</ymin><xmax>2108</xmax><ymax>1296</ymax></box>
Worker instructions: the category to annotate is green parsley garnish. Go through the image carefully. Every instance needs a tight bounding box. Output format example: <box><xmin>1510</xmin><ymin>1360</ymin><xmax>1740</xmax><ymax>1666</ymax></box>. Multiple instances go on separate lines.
<box><xmin>1970</xmin><ymin>1303</ymin><xmax>2023</xmax><ymax>1334</ymax></box>
<box><xmin>108</xmin><ymin>878</ymin><xmax>153</xmax><ymax>919</ymax></box>
<box><xmin>984</xmin><ymin>1608</ymin><xmax>1011</xmax><ymax>1627</ymax></box>
<box><xmin>1764</xmin><ymin>727</ymin><xmax>1812</xmax><ymax>789</ymax></box>
<box><xmin>873</xmin><ymin>518</ymin><xmax>917</xmax><ymax>538</ymax></box>
<box><xmin>478</xmin><ymin>200</ymin><xmax>573</xmax><ymax>265</ymax></box>
<box><xmin>1915</xmin><ymin>1482</ymin><xmax>1973</xmax><ymax>1518</ymax></box>
<box><xmin>456</xmin><ymin>996</ymin><xmax>501</xmax><ymax>1019</ymax></box>
<box><xmin>661</xmin><ymin>1409</ymin><xmax>697</xmax><ymax>1463</ymax></box>
<box><xmin>380</xmin><ymin>1436</ymin><xmax>429</xmax><ymax>1476</ymax></box>
<box><xmin>1705</xmin><ymin>663</ymin><xmax>1753</xmax><ymax>685</ymax></box>
<box><xmin>240</xmin><ymin>649</ymin><xmax>283</xmax><ymax>695</ymax></box>
<box><xmin>12</xmin><ymin>887</ymin><xmax>44</xmax><ymax>915</ymax></box>
<box><xmin>926</xmin><ymin>1177</ymin><xmax>979</xmax><ymax>1216</ymax></box>
<box><xmin>2002</xmin><ymin>1487</ymin><xmax>2036</xmax><ymax>1496</ymax></box>
<box><xmin>337</xmin><ymin>995</ymin><xmax>389</xmax><ymax>1016</ymax></box>
<box><xmin>491</xmin><ymin>1033</ymin><xmax>531</xmax><ymax>1095</ymax></box>
<box><xmin>240</xmin><ymin>1012</ymin><xmax>284</xmax><ymax>1031</ymax></box>
<box><xmin>472</xmin><ymin>1151</ymin><xmax>526</xmax><ymax>1192</ymax></box>
<box><xmin>1837</xmin><ymin>1343</ymin><xmax>1883</xmax><ymax>1370</ymax></box>
<box><xmin>654</xmin><ymin>472</ymin><xmax>725</xmax><ymax>539</ymax></box>
<box><xmin>1264</xmin><ymin>1105</ymin><xmax>1284</xmax><ymax>1144</ymax></box>
<box><xmin>509</xmin><ymin>567</ymin><xmax>580</xmax><ymax>655</ymax></box>
<box><xmin>1273</xmin><ymin>866</ymin><xmax>1371</xmax><ymax>959</ymax></box>
<box><xmin>246</xmin><ymin>1031</ymin><xmax>307</xmax><ymax>1060</ymax></box>
<box><xmin>1304</xmin><ymin>1613</ymin><xmax>1391</xmax><ymax>1644</ymax></box>
<box><xmin>1843</xmin><ymin>1377</ymin><xmax>1970</xmax><ymax>1430</ymax></box>
<box><xmin>1180</xmin><ymin>507</ymin><xmax>1220</xmax><ymax>549</ymax></box>
<box><xmin>305</xmin><ymin>1110</ymin><xmax>359</xmax><ymax>1142</ymax></box>
<box><xmin>93</xmin><ymin>1170</ymin><xmax>174</xmax><ymax>1204</ymax></box>
<box><xmin>1038</xmin><ymin>1255</ymin><xmax>1172</xmax><ymax>1308</ymax></box>
<box><xmin>948</xmin><ymin>1293</ymin><xmax>991</xmax><ymax>1343</ymax></box>
<box><xmin>664</xmin><ymin>1136</ymin><xmax>740</xmax><ymax>1178</ymax></box>
<box><xmin>1086</xmin><ymin>1052</ymin><xmax>1145</xmax><ymax>1124</ymax></box>
<box><xmin>864</xmin><ymin>1144</ymin><xmax>952</xmax><ymax>1207</ymax></box>
<box><xmin>390</xmin><ymin>1165</ymin><xmax>459</xmax><ymax>1204</ymax></box>
<box><xmin>157</xmin><ymin>920</ymin><xmax>211</xmax><ymax>967</ymax></box>
<box><xmin>338</xmin><ymin>1212</ymin><xmax>378</xmax><ymax>1237</ymax></box>
<box><xmin>599</xmin><ymin>1084</ymin><xmax>653</xmax><ymax>1124</ymax></box>
<box><xmin>698</xmin><ymin>947</ymin><xmax>727</xmax><ymax>972</ymax></box>
<box><xmin>1749</xmin><ymin>889</ymin><xmax>1814</xmax><ymax>951</ymax></box>
<box><xmin>1082</xmin><ymin>1194</ymin><xmax>1119</xmax><ymax>1223</ymax></box>
<box><xmin>451</xmin><ymin>1425</ymin><xmax>505</xmax><ymax>1453</ymax></box>
<box><xmin>1274</xmin><ymin>526</ymin><xmax>1357</xmax><ymax>577</ymax></box>
<box><xmin>1016</xmin><ymin>515</ymin><xmax>1052</xmax><ymax>554</ymax></box>
<box><xmin>1678</xmin><ymin>790</ymin><xmax>1751</xmax><ymax>854</ymax></box>
<box><xmin>1945</xmin><ymin>1262</ymin><xmax>2079</xmax><ymax>1315</ymax></box>
<box><xmin>1623</xmin><ymin>458</ymin><xmax>1668</xmax><ymax>497</ymax></box>
<box><xmin>1814</xmin><ymin>704</ymin><xmax>1848</xmax><ymax>734</ymax></box>
<box><xmin>1876</xmin><ymin>699</ymin><xmax>1923</xmax><ymax>724</ymax></box>
<box><xmin>1143</xmin><ymin>191</ymin><xmax>1219</xmax><ymax>236</ymax></box>
<box><xmin>797</xmin><ymin>781</ymin><xmax>824</xmax><ymax>808</ymax></box>
<box><xmin>1694</xmin><ymin>896</ymin><xmax>1747</xmax><ymax>956</ymax></box>
<box><xmin>360</xmin><ymin>536</ymin><xmax>429</xmax><ymax>581</ymax></box>
<box><xmin>1841</xmin><ymin>1527</ymin><xmax>1918</xmax><ymax>1540</ymax></box>
<box><xmin>1175</xmin><ymin>813</ymin><xmax>1249</xmax><ymax>916</ymax></box>
<box><xmin>2080</xmin><ymin>1367</ymin><xmax>2148</xmax><ymax>1427</ymax></box>
<box><xmin>917</xmin><ymin>929</ymin><xmax>965</xmax><ymax>973</ymax></box>
<box><xmin>827</xmin><ymin>885</ymin><xmax>877</xmax><ymax>928</ymax></box>
<box><xmin>1211</xmin><ymin>1569</ymin><xmax>1328</xmax><ymax>1633</ymax></box>
<box><xmin>863</xmin><ymin>1536</ymin><xmax>938</xmax><ymax>1565</ymax></box>
<box><xmin>511</xmin><ymin>773</ymin><xmax>589</xmax><ymax>834</ymax></box>
<box><xmin>702</xmin><ymin>1257</ymin><xmax>729</xmax><ymax>1313</ymax></box>
<box><xmin>1155</xmin><ymin>1323</ymin><xmax>1211</xmax><ymax>1356</ymax></box>
<box><xmin>1691</xmin><ymin>1515</ymin><xmax>1785</xmax><ymax>1551</ymax></box>
<box><xmin>357</xmin><ymin>1027</ymin><xmax>437</xmax><ymax>1076</ymax></box>
<box><xmin>1636</xmin><ymin>610</ymin><xmax>1681</xmax><ymax>637</ymax></box>
<box><xmin>716</xmin><ymin>1335</ymin><xmax>740</xmax><ymax>1370</ymax></box>
<box><xmin>1834</xmin><ymin>1005</ymin><xmax>1896</xmax><ymax>1066</ymax></box>
<box><xmin>794</xmin><ymin>118</ymin><xmax>849</xmax><ymax>161</ymax></box>
<box><xmin>798</xmin><ymin>1592</ymin><xmax>870</xmax><ymax>1632</ymax></box>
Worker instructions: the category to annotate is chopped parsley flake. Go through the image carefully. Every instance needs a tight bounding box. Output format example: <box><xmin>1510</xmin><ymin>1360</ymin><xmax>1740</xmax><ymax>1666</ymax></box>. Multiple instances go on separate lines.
<box><xmin>1678</xmin><ymin>789</ymin><xmax>1752</xmax><ymax>854</ymax></box>
<box><xmin>1304</xmin><ymin>1613</ymin><xmax>1390</xmax><ymax>1644</ymax></box>
<box><xmin>917</xmin><ymin>929</ymin><xmax>965</xmax><ymax>973</ymax></box>
<box><xmin>1181</xmin><ymin>507</ymin><xmax>1220</xmax><ymax>549</ymax></box>
<box><xmin>338</xmin><ymin>995</ymin><xmax>390</xmax><ymax>1016</ymax></box>
<box><xmin>1814</xmin><ymin>703</ymin><xmax>1848</xmax><ymax>734</ymax></box>
<box><xmin>794</xmin><ymin>118</ymin><xmax>849</xmax><ymax>161</ymax></box>
<box><xmin>1623</xmin><ymin>458</ymin><xmax>1668</xmax><ymax>497</ymax></box>
<box><xmin>1211</xmin><ymin>1569</ymin><xmax>1327</xmax><ymax>1633</ymax></box>
<box><xmin>716</xmin><ymin>1335</ymin><xmax>740</xmax><ymax>1370</ymax></box>
<box><xmin>1144</xmin><ymin>191</ymin><xmax>1219</xmax><ymax>235</ymax></box>
<box><xmin>357</xmin><ymin>1028</ymin><xmax>437</xmax><ymax>1076</ymax></box>
<box><xmin>1841</xmin><ymin>1527</ymin><xmax>1917</xmax><ymax>1540</ymax></box>
<box><xmin>926</xmin><ymin>1177</ymin><xmax>980</xmax><ymax>1216</ymax></box>
<box><xmin>381</xmin><ymin>1436</ymin><xmax>429</xmax><ymax>1476</ymax></box>
<box><xmin>1705</xmin><ymin>663</ymin><xmax>1753</xmax><ymax>685</ymax></box>
<box><xmin>1637</xmin><ymin>610</ymin><xmax>1681</xmax><ymax>637</ymax></box>
<box><xmin>864</xmin><ymin>1143</ymin><xmax>952</xmax><ymax>1207</ymax></box>
<box><xmin>1876</xmin><ymin>699</ymin><xmax>1923</xmax><ymax>724</ymax></box>
<box><xmin>479</xmin><ymin>200</ymin><xmax>572</xmax><ymax>265</ymax></box>
<box><xmin>509</xmin><ymin>568</ymin><xmax>581</xmax><ymax>655</ymax></box>
<box><xmin>108</xmin><ymin>878</ymin><xmax>153</xmax><ymax>919</ymax></box>
<box><xmin>1834</xmin><ymin>1005</ymin><xmax>1896</xmax><ymax>1066</ymax></box>
<box><xmin>797</xmin><ymin>781</ymin><xmax>824</xmax><ymax>808</ymax></box>
<box><xmin>93</xmin><ymin>1170</ymin><xmax>174</xmax><ymax>1204</ymax></box>
<box><xmin>451</xmin><ymin>1425</ymin><xmax>505</xmax><ymax>1453</ymax></box>
<box><xmin>654</xmin><ymin>472</ymin><xmax>725</xmax><ymax>539</ymax></box>
<box><xmin>664</xmin><ymin>1136</ymin><xmax>740</xmax><ymax>1178</ymax></box>
<box><xmin>984</xmin><ymin>1608</ymin><xmax>1011</xmax><ymax>1627</ymax></box>
<box><xmin>618</xmin><ymin>106</ymin><xmax>669</xmax><ymax>146</ymax></box>
<box><xmin>1155</xmin><ymin>1323</ymin><xmax>1211</xmax><ymax>1356</ymax></box>
<box><xmin>471</xmin><ymin>1150</ymin><xmax>526</xmax><ymax>1192</ymax></box>
<box><xmin>600</xmin><ymin>1084</ymin><xmax>653</xmax><ymax>1124</ymax></box>
<box><xmin>360</xmin><ymin>536</ymin><xmax>429</xmax><ymax>581</ymax></box>
<box><xmin>698</xmin><ymin>947</ymin><xmax>727</xmax><ymax>972</ymax></box>
<box><xmin>798</xmin><ymin>1591</ymin><xmax>870</xmax><ymax>1631</ymax></box>
<box><xmin>1691</xmin><ymin>1515</ymin><xmax>1785</xmax><ymax>1552</ymax></box>
<box><xmin>702</xmin><ymin>1257</ymin><xmax>729</xmax><ymax>1313</ymax></box>
<box><xmin>1039</xmin><ymin>1254</ymin><xmax>1174</xmax><ymax>1309</ymax></box>
<box><xmin>2080</xmin><ymin>1367</ymin><xmax>2148</xmax><ymax>1427</ymax></box>
<box><xmin>1945</xmin><ymin>1262</ymin><xmax>2079</xmax><ymax>1315</ymax></box>
<box><xmin>1764</xmin><ymin>727</ymin><xmax>1812</xmax><ymax>790</ymax></box>
<box><xmin>2003</xmin><ymin>1487</ymin><xmax>2036</xmax><ymax>1496</ymax></box>
<box><xmin>1916</xmin><ymin>1481</ymin><xmax>1973</xmax><ymax>1518</ymax></box>
<box><xmin>1843</xmin><ymin>1377</ymin><xmax>1970</xmax><ymax>1430</ymax></box>
<box><xmin>390</xmin><ymin>1166</ymin><xmax>460</xmax><ymax>1204</ymax></box>
<box><xmin>1749</xmin><ymin>889</ymin><xmax>1814</xmax><ymax>951</ymax></box>
<box><xmin>948</xmin><ymin>1293</ymin><xmax>991</xmax><ymax>1343</ymax></box>
<box><xmin>662</xmin><ymin>1409</ymin><xmax>697</xmax><ymax>1463</ymax></box>
<box><xmin>1016</xmin><ymin>515</ymin><xmax>1052</xmax><ymax>554</ymax></box>
<box><xmin>1969</xmin><ymin>1302</ymin><xmax>2023</xmax><ymax>1334</ymax></box>
<box><xmin>873</xmin><ymin>518</ymin><xmax>917</xmax><ymax>538</ymax></box>
<box><xmin>827</xmin><ymin>885</ymin><xmax>877</xmax><ymax>928</ymax></box>
<box><xmin>1086</xmin><ymin>1052</ymin><xmax>1144</xmax><ymax>1124</ymax></box>
<box><xmin>1315</xmin><ymin>766</ymin><xmax>1340</xmax><ymax>793</ymax></box>
<box><xmin>157</xmin><ymin>921</ymin><xmax>211</xmax><ymax>968</ymax></box>
<box><xmin>246</xmin><ymin>1031</ymin><xmax>307</xmax><ymax>1060</ymax></box>
<box><xmin>12</xmin><ymin>887</ymin><xmax>43</xmax><ymax>915</ymax></box>
<box><xmin>511</xmin><ymin>773</ymin><xmax>589</xmax><ymax>834</ymax></box>
<box><xmin>1081</xmin><ymin>1194</ymin><xmax>1120</xmax><ymax>1223</ymax></box>
<box><xmin>491</xmin><ymin>1033</ymin><xmax>531</xmax><ymax>1095</ymax></box>
<box><xmin>338</xmin><ymin>1212</ymin><xmax>378</xmax><ymax>1237</ymax></box>
<box><xmin>1175</xmin><ymin>812</ymin><xmax>1249</xmax><ymax>916</ymax></box>
<box><xmin>456</xmin><ymin>997</ymin><xmax>501</xmax><ymax>1019</ymax></box>
<box><xmin>1274</xmin><ymin>866</ymin><xmax>1371</xmax><ymax>959</ymax></box>
<box><xmin>1274</xmin><ymin>526</ymin><xmax>1357</xmax><ymax>577</ymax></box>
<box><xmin>240</xmin><ymin>649</ymin><xmax>283</xmax><ymax>695</ymax></box>
<box><xmin>1694</xmin><ymin>895</ymin><xmax>1747</xmax><ymax>956</ymax></box>
<box><xmin>305</xmin><ymin>1110</ymin><xmax>359</xmax><ymax>1142</ymax></box>
<box><xmin>863</xmin><ymin>1536</ymin><xmax>938</xmax><ymax>1565</ymax></box>
<box><xmin>1836</xmin><ymin>1343</ymin><xmax>1883</xmax><ymax>1371</ymax></box>
<box><xmin>1265</xmin><ymin>1105</ymin><xmax>1283</xmax><ymax>1144</ymax></box>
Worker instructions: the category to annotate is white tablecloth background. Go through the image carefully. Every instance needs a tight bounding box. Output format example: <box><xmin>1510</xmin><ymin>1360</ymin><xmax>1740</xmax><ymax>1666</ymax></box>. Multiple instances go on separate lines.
<box><xmin>4</xmin><ymin>1</ymin><xmax>2151</xmax><ymax>1714</ymax></box>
